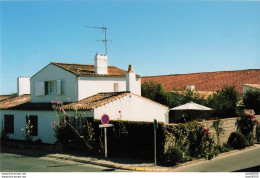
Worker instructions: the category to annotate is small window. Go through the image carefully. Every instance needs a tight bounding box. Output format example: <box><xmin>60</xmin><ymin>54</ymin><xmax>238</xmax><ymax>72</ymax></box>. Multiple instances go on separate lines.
<box><xmin>4</xmin><ymin>115</ymin><xmax>14</xmax><ymax>134</ymax></box>
<box><xmin>26</xmin><ymin>115</ymin><xmax>38</xmax><ymax>136</ymax></box>
<box><xmin>114</xmin><ymin>83</ymin><xmax>119</xmax><ymax>92</ymax></box>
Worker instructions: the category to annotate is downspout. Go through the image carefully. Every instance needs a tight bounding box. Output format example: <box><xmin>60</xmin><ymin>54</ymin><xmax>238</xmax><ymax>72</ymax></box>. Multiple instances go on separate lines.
<box><xmin>76</xmin><ymin>77</ymin><xmax>80</xmax><ymax>101</ymax></box>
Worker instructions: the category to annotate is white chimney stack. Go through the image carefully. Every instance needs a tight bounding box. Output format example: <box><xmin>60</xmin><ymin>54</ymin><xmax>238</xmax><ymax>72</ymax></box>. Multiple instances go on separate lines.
<box><xmin>126</xmin><ymin>65</ymin><xmax>136</xmax><ymax>93</ymax></box>
<box><xmin>186</xmin><ymin>85</ymin><xmax>195</xmax><ymax>91</ymax></box>
<box><xmin>94</xmin><ymin>53</ymin><xmax>108</xmax><ymax>75</ymax></box>
<box><xmin>17</xmin><ymin>77</ymin><xmax>30</xmax><ymax>96</ymax></box>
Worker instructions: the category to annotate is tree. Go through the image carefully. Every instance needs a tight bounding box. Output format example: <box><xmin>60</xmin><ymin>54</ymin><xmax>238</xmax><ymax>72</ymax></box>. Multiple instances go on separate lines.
<box><xmin>243</xmin><ymin>90</ymin><xmax>260</xmax><ymax>115</ymax></box>
<box><xmin>141</xmin><ymin>80</ymin><xmax>170</xmax><ymax>106</ymax></box>
<box><xmin>208</xmin><ymin>85</ymin><xmax>240</xmax><ymax>118</ymax></box>
<box><xmin>141</xmin><ymin>80</ymin><xmax>208</xmax><ymax>108</ymax></box>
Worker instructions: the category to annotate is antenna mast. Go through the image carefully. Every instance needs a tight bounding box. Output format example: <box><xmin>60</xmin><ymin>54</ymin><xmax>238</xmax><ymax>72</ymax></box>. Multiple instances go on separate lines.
<box><xmin>85</xmin><ymin>25</ymin><xmax>112</xmax><ymax>55</ymax></box>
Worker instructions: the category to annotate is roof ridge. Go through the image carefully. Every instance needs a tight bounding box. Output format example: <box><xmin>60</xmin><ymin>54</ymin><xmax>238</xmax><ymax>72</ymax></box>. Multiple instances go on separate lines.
<box><xmin>51</xmin><ymin>62</ymin><xmax>120</xmax><ymax>68</ymax></box>
<box><xmin>142</xmin><ymin>69</ymin><xmax>260</xmax><ymax>78</ymax></box>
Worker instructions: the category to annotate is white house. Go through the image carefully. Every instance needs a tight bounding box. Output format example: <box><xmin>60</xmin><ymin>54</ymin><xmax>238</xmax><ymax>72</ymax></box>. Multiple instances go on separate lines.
<box><xmin>0</xmin><ymin>53</ymin><xmax>169</xmax><ymax>144</ymax></box>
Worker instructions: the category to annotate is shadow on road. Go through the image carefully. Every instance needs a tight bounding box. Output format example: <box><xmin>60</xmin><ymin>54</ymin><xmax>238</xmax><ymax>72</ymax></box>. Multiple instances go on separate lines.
<box><xmin>1</xmin><ymin>139</ymin><xmax>152</xmax><ymax>166</ymax></box>
<box><xmin>101</xmin><ymin>168</ymin><xmax>117</xmax><ymax>171</ymax></box>
<box><xmin>233</xmin><ymin>165</ymin><xmax>260</xmax><ymax>172</ymax></box>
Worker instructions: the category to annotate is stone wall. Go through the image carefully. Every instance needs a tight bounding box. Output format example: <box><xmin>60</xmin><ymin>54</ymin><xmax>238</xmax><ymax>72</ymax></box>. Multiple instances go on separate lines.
<box><xmin>165</xmin><ymin>115</ymin><xmax>260</xmax><ymax>148</ymax></box>
<box><xmin>201</xmin><ymin>115</ymin><xmax>260</xmax><ymax>145</ymax></box>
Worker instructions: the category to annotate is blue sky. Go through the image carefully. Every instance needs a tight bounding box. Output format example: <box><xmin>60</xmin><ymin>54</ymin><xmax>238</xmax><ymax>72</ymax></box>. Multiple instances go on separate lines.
<box><xmin>1</xmin><ymin>1</ymin><xmax>260</xmax><ymax>95</ymax></box>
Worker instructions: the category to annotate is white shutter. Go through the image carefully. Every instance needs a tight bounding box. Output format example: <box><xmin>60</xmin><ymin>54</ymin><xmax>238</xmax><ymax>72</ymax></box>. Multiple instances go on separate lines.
<box><xmin>57</xmin><ymin>80</ymin><xmax>62</xmax><ymax>95</ymax></box>
<box><xmin>35</xmin><ymin>82</ymin><xmax>45</xmax><ymax>96</ymax></box>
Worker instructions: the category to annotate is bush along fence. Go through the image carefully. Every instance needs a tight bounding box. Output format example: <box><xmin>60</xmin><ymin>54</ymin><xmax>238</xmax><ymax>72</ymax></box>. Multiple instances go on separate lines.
<box><xmin>51</xmin><ymin>100</ymin><xmax>260</xmax><ymax>166</ymax></box>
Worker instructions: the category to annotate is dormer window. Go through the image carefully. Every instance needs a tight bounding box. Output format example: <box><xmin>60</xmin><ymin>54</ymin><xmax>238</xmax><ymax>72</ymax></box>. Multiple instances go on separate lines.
<box><xmin>45</xmin><ymin>81</ymin><xmax>57</xmax><ymax>94</ymax></box>
<box><xmin>35</xmin><ymin>80</ymin><xmax>62</xmax><ymax>96</ymax></box>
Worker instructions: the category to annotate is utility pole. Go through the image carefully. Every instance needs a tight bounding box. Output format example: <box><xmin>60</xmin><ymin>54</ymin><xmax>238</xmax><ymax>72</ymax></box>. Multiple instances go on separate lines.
<box><xmin>154</xmin><ymin>119</ymin><xmax>158</xmax><ymax>166</ymax></box>
<box><xmin>85</xmin><ymin>25</ymin><xmax>112</xmax><ymax>55</ymax></box>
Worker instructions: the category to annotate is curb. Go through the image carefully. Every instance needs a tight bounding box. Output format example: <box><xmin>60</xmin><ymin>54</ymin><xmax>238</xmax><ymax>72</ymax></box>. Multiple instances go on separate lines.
<box><xmin>45</xmin><ymin>155</ymin><xmax>168</xmax><ymax>172</ymax></box>
<box><xmin>44</xmin><ymin>144</ymin><xmax>259</xmax><ymax>172</ymax></box>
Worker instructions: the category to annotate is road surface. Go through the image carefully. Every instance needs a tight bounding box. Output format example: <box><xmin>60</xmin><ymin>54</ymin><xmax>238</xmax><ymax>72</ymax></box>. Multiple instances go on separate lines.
<box><xmin>0</xmin><ymin>152</ymin><xmax>125</xmax><ymax>172</ymax></box>
<box><xmin>172</xmin><ymin>145</ymin><xmax>260</xmax><ymax>172</ymax></box>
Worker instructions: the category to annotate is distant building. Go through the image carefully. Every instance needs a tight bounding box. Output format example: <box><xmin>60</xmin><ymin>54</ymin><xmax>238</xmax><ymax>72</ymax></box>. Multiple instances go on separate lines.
<box><xmin>142</xmin><ymin>69</ymin><xmax>260</xmax><ymax>94</ymax></box>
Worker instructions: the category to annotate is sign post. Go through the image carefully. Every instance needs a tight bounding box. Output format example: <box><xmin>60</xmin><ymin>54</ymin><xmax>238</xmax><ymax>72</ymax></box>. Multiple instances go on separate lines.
<box><xmin>154</xmin><ymin>119</ymin><xmax>158</xmax><ymax>166</ymax></box>
<box><xmin>99</xmin><ymin>114</ymin><xmax>113</xmax><ymax>158</ymax></box>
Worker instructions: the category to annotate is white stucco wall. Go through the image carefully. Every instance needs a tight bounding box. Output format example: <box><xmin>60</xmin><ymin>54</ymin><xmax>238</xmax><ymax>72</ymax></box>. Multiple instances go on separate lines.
<box><xmin>78</xmin><ymin>76</ymin><xmax>141</xmax><ymax>100</ymax></box>
<box><xmin>94</xmin><ymin>94</ymin><xmax>169</xmax><ymax>123</ymax></box>
<box><xmin>78</xmin><ymin>77</ymin><xmax>126</xmax><ymax>100</ymax></box>
<box><xmin>0</xmin><ymin>110</ymin><xmax>57</xmax><ymax>144</ymax></box>
<box><xmin>30</xmin><ymin>64</ymin><xmax>78</xmax><ymax>103</ymax></box>
<box><xmin>0</xmin><ymin>109</ymin><xmax>94</xmax><ymax>144</ymax></box>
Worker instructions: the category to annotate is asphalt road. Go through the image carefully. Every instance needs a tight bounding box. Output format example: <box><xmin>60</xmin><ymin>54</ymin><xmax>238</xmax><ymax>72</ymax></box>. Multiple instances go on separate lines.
<box><xmin>0</xmin><ymin>152</ymin><xmax>125</xmax><ymax>172</ymax></box>
<box><xmin>172</xmin><ymin>145</ymin><xmax>260</xmax><ymax>172</ymax></box>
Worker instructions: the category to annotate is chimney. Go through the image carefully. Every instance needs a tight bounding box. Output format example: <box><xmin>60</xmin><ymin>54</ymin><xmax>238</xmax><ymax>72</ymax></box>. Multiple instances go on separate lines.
<box><xmin>94</xmin><ymin>53</ymin><xmax>108</xmax><ymax>75</ymax></box>
<box><xmin>126</xmin><ymin>65</ymin><xmax>136</xmax><ymax>93</ymax></box>
<box><xmin>17</xmin><ymin>77</ymin><xmax>30</xmax><ymax>96</ymax></box>
<box><xmin>186</xmin><ymin>85</ymin><xmax>195</xmax><ymax>92</ymax></box>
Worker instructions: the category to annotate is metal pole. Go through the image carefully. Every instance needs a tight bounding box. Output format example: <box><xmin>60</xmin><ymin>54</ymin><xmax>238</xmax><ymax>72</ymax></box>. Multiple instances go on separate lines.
<box><xmin>104</xmin><ymin>127</ymin><xmax>107</xmax><ymax>158</ymax></box>
<box><xmin>154</xmin><ymin>120</ymin><xmax>157</xmax><ymax>166</ymax></box>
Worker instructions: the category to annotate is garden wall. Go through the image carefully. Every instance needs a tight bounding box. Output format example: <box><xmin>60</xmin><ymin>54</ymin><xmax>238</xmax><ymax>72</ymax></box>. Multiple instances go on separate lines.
<box><xmin>167</xmin><ymin>115</ymin><xmax>260</xmax><ymax>146</ymax></box>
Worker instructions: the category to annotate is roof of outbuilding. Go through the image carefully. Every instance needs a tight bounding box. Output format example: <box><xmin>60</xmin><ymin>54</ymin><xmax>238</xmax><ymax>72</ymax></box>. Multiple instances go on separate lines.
<box><xmin>51</xmin><ymin>62</ymin><xmax>140</xmax><ymax>77</ymax></box>
<box><xmin>244</xmin><ymin>84</ymin><xmax>260</xmax><ymax>90</ymax></box>
<box><xmin>142</xmin><ymin>69</ymin><xmax>260</xmax><ymax>94</ymax></box>
<box><xmin>64</xmin><ymin>92</ymin><xmax>130</xmax><ymax>110</ymax></box>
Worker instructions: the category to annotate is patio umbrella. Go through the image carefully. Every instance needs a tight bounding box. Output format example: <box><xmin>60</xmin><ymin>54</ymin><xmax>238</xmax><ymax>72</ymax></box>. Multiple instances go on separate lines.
<box><xmin>170</xmin><ymin>101</ymin><xmax>213</xmax><ymax>111</ymax></box>
<box><xmin>170</xmin><ymin>101</ymin><xmax>213</xmax><ymax>122</ymax></box>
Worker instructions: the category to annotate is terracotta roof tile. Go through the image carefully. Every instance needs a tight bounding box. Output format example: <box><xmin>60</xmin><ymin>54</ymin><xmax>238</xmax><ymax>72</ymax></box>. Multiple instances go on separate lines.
<box><xmin>0</xmin><ymin>95</ymin><xmax>16</xmax><ymax>102</ymax></box>
<box><xmin>51</xmin><ymin>62</ymin><xmax>140</xmax><ymax>77</ymax></box>
<box><xmin>141</xmin><ymin>69</ymin><xmax>260</xmax><ymax>94</ymax></box>
<box><xmin>64</xmin><ymin>92</ymin><xmax>130</xmax><ymax>110</ymax></box>
<box><xmin>1</xmin><ymin>92</ymin><xmax>168</xmax><ymax>111</ymax></box>
<box><xmin>0</xmin><ymin>94</ymin><xmax>30</xmax><ymax>109</ymax></box>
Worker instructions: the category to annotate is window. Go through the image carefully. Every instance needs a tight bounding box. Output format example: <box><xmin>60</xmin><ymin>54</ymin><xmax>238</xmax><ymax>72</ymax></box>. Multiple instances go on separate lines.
<box><xmin>35</xmin><ymin>80</ymin><xmax>62</xmax><ymax>96</ymax></box>
<box><xmin>26</xmin><ymin>115</ymin><xmax>38</xmax><ymax>136</ymax></box>
<box><xmin>114</xmin><ymin>83</ymin><xmax>119</xmax><ymax>92</ymax></box>
<box><xmin>45</xmin><ymin>81</ymin><xmax>57</xmax><ymax>94</ymax></box>
<box><xmin>4</xmin><ymin>115</ymin><xmax>14</xmax><ymax>134</ymax></box>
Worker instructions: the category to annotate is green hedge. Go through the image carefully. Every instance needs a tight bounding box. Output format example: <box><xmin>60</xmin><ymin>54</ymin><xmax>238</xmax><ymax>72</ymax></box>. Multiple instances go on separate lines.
<box><xmin>55</xmin><ymin>118</ymin><xmax>219</xmax><ymax>164</ymax></box>
<box><xmin>91</xmin><ymin>120</ymin><xmax>166</xmax><ymax>159</ymax></box>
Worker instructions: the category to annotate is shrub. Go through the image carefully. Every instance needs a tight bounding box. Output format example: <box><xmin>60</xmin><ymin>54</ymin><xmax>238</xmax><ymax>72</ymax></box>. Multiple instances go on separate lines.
<box><xmin>256</xmin><ymin>123</ymin><xmax>260</xmax><ymax>142</ymax></box>
<box><xmin>214</xmin><ymin>144</ymin><xmax>233</xmax><ymax>153</ymax></box>
<box><xmin>243</xmin><ymin>90</ymin><xmax>260</xmax><ymax>115</ymax></box>
<box><xmin>171</xmin><ymin>121</ymin><xmax>215</xmax><ymax>160</ymax></box>
<box><xmin>237</xmin><ymin>113</ymin><xmax>258</xmax><ymax>144</ymax></box>
<box><xmin>207</xmin><ymin>85</ymin><xmax>240</xmax><ymax>118</ymax></box>
<box><xmin>227</xmin><ymin>132</ymin><xmax>247</xmax><ymax>149</ymax></box>
<box><xmin>163</xmin><ymin>147</ymin><xmax>183</xmax><ymax>166</ymax></box>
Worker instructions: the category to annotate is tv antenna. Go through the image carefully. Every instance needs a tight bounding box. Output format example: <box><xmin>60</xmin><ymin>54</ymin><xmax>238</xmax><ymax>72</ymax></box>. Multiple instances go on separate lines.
<box><xmin>85</xmin><ymin>25</ymin><xmax>112</xmax><ymax>55</ymax></box>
